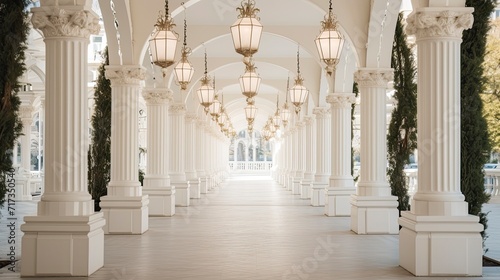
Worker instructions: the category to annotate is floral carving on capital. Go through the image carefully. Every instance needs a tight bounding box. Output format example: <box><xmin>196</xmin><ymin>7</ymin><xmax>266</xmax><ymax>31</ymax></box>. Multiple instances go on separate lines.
<box><xmin>169</xmin><ymin>103</ymin><xmax>187</xmax><ymax>115</ymax></box>
<box><xmin>354</xmin><ymin>69</ymin><xmax>394</xmax><ymax>88</ymax></box>
<box><xmin>105</xmin><ymin>66</ymin><xmax>146</xmax><ymax>85</ymax></box>
<box><xmin>313</xmin><ymin>107</ymin><xmax>330</xmax><ymax>119</ymax></box>
<box><xmin>326</xmin><ymin>93</ymin><xmax>356</xmax><ymax>109</ymax></box>
<box><xmin>31</xmin><ymin>7</ymin><xmax>100</xmax><ymax>39</ymax></box>
<box><xmin>303</xmin><ymin>116</ymin><xmax>315</xmax><ymax>126</ymax></box>
<box><xmin>142</xmin><ymin>88</ymin><xmax>173</xmax><ymax>105</ymax></box>
<box><xmin>406</xmin><ymin>9</ymin><xmax>473</xmax><ymax>38</ymax></box>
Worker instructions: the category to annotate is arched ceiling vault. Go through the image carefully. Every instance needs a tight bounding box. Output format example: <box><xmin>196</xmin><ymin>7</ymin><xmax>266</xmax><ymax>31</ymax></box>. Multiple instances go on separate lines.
<box><xmin>98</xmin><ymin>0</ymin><xmax>402</xmax><ymax>130</ymax></box>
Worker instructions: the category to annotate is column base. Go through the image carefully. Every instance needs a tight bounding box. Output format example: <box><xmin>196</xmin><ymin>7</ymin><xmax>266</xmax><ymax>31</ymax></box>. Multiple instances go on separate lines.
<box><xmin>292</xmin><ymin>178</ymin><xmax>302</xmax><ymax>195</ymax></box>
<box><xmin>20</xmin><ymin>213</ymin><xmax>105</xmax><ymax>276</ymax></box>
<box><xmin>100</xmin><ymin>195</ymin><xmax>149</xmax><ymax>234</ymax></box>
<box><xmin>142</xmin><ymin>187</ymin><xmax>175</xmax><ymax>217</ymax></box>
<box><xmin>174</xmin><ymin>181</ymin><xmax>190</xmax><ymax>207</ymax></box>
<box><xmin>189</xmin><ymin>179</ymin><xmax>201</xmax><ymax>199</ymax></box>
<box><xmin>200</xmin><ymin>178</ymin><xmax>208</xmax><ymax>194</ymax></box>
<box><xmin>300</xmin><ymin>181</ymin><xmax>312</xmax><ymax>199</ymax></box>
<box><xmin>350</xmin><ymin>195</ymin><xmax>399</xmax><ymax>234</ymax></box>
<box><xmin>311</xmin><ymin>183</ymin><xmax>327</xmax><ymax>206</ymax></box>
<box><xmin>325</xmin><ymin>187</ymin><xmax>356</xmax><ymax>216</ymax></box>
<box><xmin>399</xmin><ymin>212</ymin><xmax>483</xmax><ymax>276</ymax></box>
<box><xmin>14</xmin><ymin>174</ymin><xmax>33</xmax><ymax>201</ymax></box>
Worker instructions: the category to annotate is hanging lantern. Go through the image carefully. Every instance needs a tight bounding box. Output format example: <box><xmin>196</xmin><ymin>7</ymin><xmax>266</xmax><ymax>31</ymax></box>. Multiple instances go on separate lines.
<box><xmin>239</xmin><ymin>59</ymin><xmax>261</xmax><ymax>101</ymax></box>
<box><xmin>174</xmin><ymin>18</ymin><xmax>194</xmax><ymax>90</ymax></box>
<box><xmin>196</xmin><ymin>53</ymin><xmax>215</xmax><ymax>113</ymax></box>
<box><xmin>149</xmin><ymin>0</ymin><xmax>179</xmax><ymax>69</ymax></box>
<box><xmin>280</xmin><ymin>103</ymin><xmax>291</xmax><ymax>127</ymax></box>
<box><xmin>230</xmin><ymin>0</ymin><xmax>263</xmax><ymax>58</ymax></box>
<box><xmin>244</xmin><ymin>103</ymin><xmax>258</xmax><ymax>124</ymax></box>
<box><xmin>209</xmin><ymin>95</ymin><xmax>222</xmax><ymax>119</ymax></box>
<box><xmin>315</xmin><ymin>0</ymin><xmax>344</xmax><ymax>76</ymax></box>
<box><xmin>289</xmin><ymin>47</ymin><xmax>309</xmax><ymax>114</ymax></box>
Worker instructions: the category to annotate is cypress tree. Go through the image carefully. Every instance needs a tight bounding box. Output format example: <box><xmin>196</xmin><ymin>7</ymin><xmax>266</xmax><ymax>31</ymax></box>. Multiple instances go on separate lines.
<box><xmin>461</xmin><ymin>0</ymin><xmax>495</xmax><ymax>241</ymax></box>
<box><xmin>88</xmin><ymin>48</ymin><xmax>111</xmax><ymax>211</ymax></box>
<box><xmin>387</xmin><ymin>13</ymin><xmax>417</xmax><ymax>214</ymax></box>
<box><xmin>0</xmin><ymin>0</ymin><xmax>29</xmax><ymax>206</ymax></box>
<box><xmin>351</xmin><ymin>82</ymin><xmax>359</xmax><ymax>179</ymax></box>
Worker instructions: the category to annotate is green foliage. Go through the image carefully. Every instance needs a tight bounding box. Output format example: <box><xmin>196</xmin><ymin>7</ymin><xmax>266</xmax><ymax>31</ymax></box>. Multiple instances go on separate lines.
<box><xmin>88</xmin><ymin>48</ymin><xmax>111</xmax><ymax>211</ymax></box>
<box><xmin>388</xmin><ymin>13</ymin><xmax>417</xmax><ymax>215</ymax></box>
<box><xmin>461</xmin><ymin>0</ymin><xmax>495</xmax><ymax>241</ymax></box>
<box><xmin>482</xmin><ymin>19</ymin><xmax>500</xmax><ymax>153</ymax></box>
<box><xmin>0</xmin><ymin>0</ymin><xmax>29</xmax><ymax>206</ymax></box>
<box><xmin>351</xmin><ymin>82</ymin><xmax>359</xmax><ymax>180</ymax></box>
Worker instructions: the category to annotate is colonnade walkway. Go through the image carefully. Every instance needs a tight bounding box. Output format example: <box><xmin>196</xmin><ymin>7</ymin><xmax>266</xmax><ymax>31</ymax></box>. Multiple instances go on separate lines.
<box><xmin>1</xmin><ymin>174</ymin><xmax>500</xmax><ymax>279</ymax></box>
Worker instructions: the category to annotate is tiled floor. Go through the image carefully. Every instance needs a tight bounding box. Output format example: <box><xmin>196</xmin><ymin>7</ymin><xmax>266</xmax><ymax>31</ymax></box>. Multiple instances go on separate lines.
<box><xmin>1</xmin><ymin>174</ymin><xmax>500</xmax><ymax>279</ymax></box>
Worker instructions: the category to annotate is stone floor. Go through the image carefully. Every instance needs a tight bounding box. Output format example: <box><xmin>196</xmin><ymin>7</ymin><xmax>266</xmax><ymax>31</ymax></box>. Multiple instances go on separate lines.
<box><xmin>1</xmin><ymin>174</ymin><xmax>500</xmax><ymax>279</ymax></box>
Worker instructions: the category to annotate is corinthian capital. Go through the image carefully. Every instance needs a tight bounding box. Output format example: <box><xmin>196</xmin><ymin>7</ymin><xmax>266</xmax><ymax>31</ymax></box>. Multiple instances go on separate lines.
<box><xmin>326</xmin><ymin>93</ymin><xmax>356</xmax><ymax>109</ymax></box>
<box><xmin>142</xmin><ymin>88</ymin><xmax>173</xmax><ymax>105</ymax></box>
<box><xmin>105</xmin><ymin>66</ymin><xmax>146</xmax><ymax>86</ymax></box>
<box><xmin>406</xmin><ymin>9</ymin><xmax>473</xmax><ymax>38</ymax></box>
<box><xmin>31</xmin><ymin>7</ymin><xmax>100</xmax><ymax>39</ymax></box>
<box><xmin>313</xmin><ymin>107</ymin><xmax>330</xmax><ymax>119</ymax></box>
<box><xmin>354</xmin><ymin>68</ymin><xmax>394</xmax><ymax>88</ymax></box>
<box><xmin>169</xmin><ymin>103</ymin><xmax>187</xmax><ymax>115</ymax></box>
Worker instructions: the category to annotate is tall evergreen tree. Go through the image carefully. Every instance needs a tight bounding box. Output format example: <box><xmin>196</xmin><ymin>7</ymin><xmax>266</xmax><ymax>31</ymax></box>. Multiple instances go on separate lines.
<box><xmin>0</xmin><ymin>0</ymin><xmax>29</xmax><ymax>206</ymax></box>
<box><xmin>351</xmin><ymin>82</ymin><xmax>359</xmax><ymax>179</ymax></box>
<box><xmin>88</xmin><ymin>48</ymin><xmax>111</xmax><ymax>211</ymax></box>
<box><xmin>461</xmin><ymin>0</ymin><xmax>495</xmax><ymax>240</ymax></box>
<box><xmin>387</xmin><ymin>13</ymin><xmax>417</xmax><ymax>214</ymax></box>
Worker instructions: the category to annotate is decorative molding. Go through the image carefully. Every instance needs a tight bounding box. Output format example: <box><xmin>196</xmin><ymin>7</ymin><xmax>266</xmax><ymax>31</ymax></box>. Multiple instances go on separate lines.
<box><xmin>31</xmin><ymin>7</ymin><xmax>100</xmax><ymax>39</ymax></box>
<box><xmin>326</xmin><ymin>93</ymin><xmax>356</xmax><ymax>109</ymax></box>
<box><xmin>105</xmin><ymin>66</ymin><xmax>146</xmax><ymax>85</ymax></box>
<box><xmin>303</xmin><ymin>115</ymin><xmax>315</xmax><ymax>125</ymax></box>
<box><xmin>406</xmin><ymin>9</ymin><xmax>473</xmax><ymax>38</ymax></box>
<box><xmin>142</xmin><ymin>88</ymin><xmax>173</xmax><ymax>105</ymax></box>
<box><xmin>313</xmin><ymin>107</ymin><xmax>330</xmax><ymax>119</ymax></box>
<box><xmin>354</xmin><ymin>69</ymin><xmax>394</xmax><ymax>88</ymax></box>
<box><xmin>169</xmin><ymin>103</ymin><xmax>187</xmax><ymax>115</ymax></box>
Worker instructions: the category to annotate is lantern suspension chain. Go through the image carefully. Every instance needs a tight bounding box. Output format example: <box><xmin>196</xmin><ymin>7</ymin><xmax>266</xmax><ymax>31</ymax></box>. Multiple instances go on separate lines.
<box><xmin>165</xmin><ymin>0</ymin><xmax>169</xmax><ymax>19</ymax></box>
<box><xmin>296</xmin><ymin>45</ymin><xmax>301</xmax><ymax>76</ymax></box>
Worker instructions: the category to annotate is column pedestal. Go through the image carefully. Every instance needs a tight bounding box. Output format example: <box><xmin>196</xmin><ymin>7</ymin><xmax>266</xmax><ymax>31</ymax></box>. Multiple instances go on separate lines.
<box><xmin>311</xmin><ymin>183</ymin><xmax>326</xmax><ymax>206</ymax></box>
<box><xmin>399</xmin><ymin>7</ymin><xmax>482</xmax><ymax>276</ymax></box>
<box><xmin>189</xmin><ymin>179</ymin><xmax>201</xmax><ymax>199</ymax></box>
<box><xmin>21</xmin><ymin>213</ymin><xmax>105</xmax><ymax>276</ymax></box>
<box><xmin>174</xmin><ymin>182</ymin><xmax>191</xmax><ymax>206</ymax></box>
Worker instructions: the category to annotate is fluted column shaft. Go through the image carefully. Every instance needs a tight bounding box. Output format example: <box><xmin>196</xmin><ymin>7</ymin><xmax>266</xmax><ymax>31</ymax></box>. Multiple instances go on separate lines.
<box><xmin>106</xmin><ymin>66</ymin><xmax>146</xmax><ymax>197</ymax></box>
<box><xmin>355</xmin><ymin>69</ymin><xmax>393</xmax><ymax>196</ymax></box>
<box><xmin>169</xmin><ymin>103</ymin><xmax>187</xmax><ymax>181</ymax></box>
<box><xmin>313</xmin><ymin>107</ymin><xmax>331</xmax><ymax>183</ymax></box>
<box><xmin>303</xmin><ymin>116</ymin><xmax>316</xmax><ymax>181</ymax></box>
<box><xmin>327</xmin><ymin>93</ymin><xmax>356</xmax><ymax>187</ymax></box>
<box><xmin>19</xmin><ymin>106</ymin><xmax>33</xmax><ymax>172</ymax></box>
<box><xmin>185</xmin><ymin>114</ymin><xmax>198</xmax><ymax>180</ymax></box>
<box><xmin>296</xmin><ymin>121</ymin><xmax>305</xmax><ymax>178</ymax></box>
<box><xmin>142</xmin><ymin>88</ymin><xmax>172</xmax><ymax>186</ymax></box>
<box><xmin>196</xmin><ymin>120</ymin><xmax>206</xmax><ymax>177</ymax></box>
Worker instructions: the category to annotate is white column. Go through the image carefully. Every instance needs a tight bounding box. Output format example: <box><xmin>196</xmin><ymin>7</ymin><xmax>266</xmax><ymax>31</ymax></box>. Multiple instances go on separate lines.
<box><xmin>399</xmin><ymin>7</ymin><xmax>482</xmax><ymax>277</ymax></box>
<box><xmin>288</xmin><ymin>125</ymin><xmax>298</xmax><ymax>191</ymax></box>
<box><xmin>169</xmin><ymin>103</ymin><xmax>190</xmax><ymax>206</ymax></box>
<box><xmin>99</xmin><ymin>65</ymin><xmax>149</xmax><ymax>234</ymax></box>
<box><xmin>293</xmin><ymin>121</ymin><xmax>305</xmax><ymax>194</ymax></box>
<box><xmin>21</xmin><ymin>4</ymin><xmax>105</xmax><ymax>276</ymax></box>
<box><xmin>16</xmin><ymin>105</ymin><xmax>34</xmax><ymax>200</ymax></box>
<box><xmin>185</xmin><ymin>114</ymin><xmax>200</xmax><ymax>199</ymax></box>
<box><xmin>141</xmin><ymin>88</ymin><xmax>175</xmax><ymax>217</ymax></box>
<box><xmin>196</xmin><ymin>120</ymin><xmax>208</xmax><ymax>193</ymax></box>
<box><xmin>312</xmin><ymin>107</ymin><xmax>331</xmax><ymax>206</ymax></box>
<box><xmin>351</xmin><ymin>69</ymin><xmax>398</xmax><ymax>234</ymax></box>
<box><xmin>300</xmin><ymin>115</ymin><xmax>316</xmax><ymax>199</ymax></box>
<box><xmin>325</xmin><ymin>93</ymin><xmax>357</xmax><ymax>216</ymax></box>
